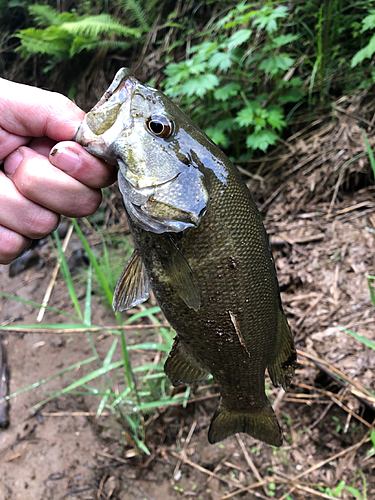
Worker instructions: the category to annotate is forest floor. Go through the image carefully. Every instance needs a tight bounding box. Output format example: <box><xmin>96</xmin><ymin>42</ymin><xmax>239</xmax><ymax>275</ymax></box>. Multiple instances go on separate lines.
<box><xmin>0</xmin><ymin>93</ymin><xmax>375</xmax><ymax>500</ymax></box>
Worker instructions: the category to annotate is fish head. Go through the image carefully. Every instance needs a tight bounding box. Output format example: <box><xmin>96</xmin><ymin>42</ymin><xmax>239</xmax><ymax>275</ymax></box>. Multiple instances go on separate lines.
<box><xmin>75</xmin><ymin>68</ymin><xmax>214</xmax><ymax>234</ymax></box>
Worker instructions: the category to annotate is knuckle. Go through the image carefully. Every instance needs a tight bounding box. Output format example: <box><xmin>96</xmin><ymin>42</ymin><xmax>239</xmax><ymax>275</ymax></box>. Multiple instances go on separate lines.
<box><xmin>28</xmin><ymin>209</ymin><xmax>59</xmax><ymax>239</ymax></box>
<box><xmin>0</xmin><ymin>228</ymin><xmax>30</xmax><ymax>265</ymax></box>
<box><xmin>62</xmin><ymin>191</ymin><xmax>102</xmax><ymax>218</ymax></box>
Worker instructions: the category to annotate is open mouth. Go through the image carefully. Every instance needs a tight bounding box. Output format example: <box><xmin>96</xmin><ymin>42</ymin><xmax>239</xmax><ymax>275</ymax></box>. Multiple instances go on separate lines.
<box><xmin>125</xmin><ymin>173</ymin><xmax>180</xmax><ymax>194</ymax></box>
<box><xmin>74</xmin><ymin>69</ymin><xmax>138</xmax><ymax>161</ymax></box>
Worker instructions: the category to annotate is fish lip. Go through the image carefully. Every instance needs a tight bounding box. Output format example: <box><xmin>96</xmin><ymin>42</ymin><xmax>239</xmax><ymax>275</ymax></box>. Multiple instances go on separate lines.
<box><xmin>75</xmin><ymin>69</ymin><xmax>139</xmax><ymax>161</ymax></box>
<box><xmin>126</xmin><ymin>173</ymin><xmax>179</xmax><ymax>194</ymax></box>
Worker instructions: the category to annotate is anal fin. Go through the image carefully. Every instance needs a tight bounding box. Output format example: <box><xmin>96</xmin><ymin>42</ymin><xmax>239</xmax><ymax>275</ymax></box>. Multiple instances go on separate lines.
<box><xmin>113</xmin><ymin>249</ymin><xmax>150</xmax><ymax>313</ymax></box>
<box><xmin>164</xmin><ymin>337</ymin><xmax>209</xmax><ymax>386</ymax></box>
<box><xmin>208</xmin><ymin>401</ymin><xmax>282</xmax><ymax>447</ymax></box>
<box><xmin>267</xmin><ymin>309</ymin><xmax>297</xmax><ymax>391</ymax></box>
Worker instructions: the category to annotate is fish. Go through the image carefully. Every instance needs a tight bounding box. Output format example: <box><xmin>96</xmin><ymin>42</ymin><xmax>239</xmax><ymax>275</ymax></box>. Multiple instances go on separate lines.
<box><xmin>75</xmin><ymin>68</ymin><xmax>296</xmax><ymax>446</ymax></box>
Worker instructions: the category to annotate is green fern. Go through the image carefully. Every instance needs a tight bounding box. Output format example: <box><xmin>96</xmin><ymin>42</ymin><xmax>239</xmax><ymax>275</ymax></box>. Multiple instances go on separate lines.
<box><xmin>62</xmin><ymin>14</ymin><xmax>142</xmax><ymax>39</ymax></box>
<box><xmin>15</xmin><ymin>27</ymin><xmax>73</xmax><ymax>59</ymax></box>
<box><xmin>70</xmin><ymin>38</ymin><xmax>131</xmax><ymax>57</ymax></box>
<box><xmin>121</xmin><ymin>0</ymin><xmax>149</xmax><ymax>31</ymax></box>
<box><xmin>29</xmin><ymin>4</ymin><xmax>77</xmax><ymax>27</ymax></box>
<box><xmin>15</xmin><ymin>8</ymin><xmax>143</xmax><ymax>69</ymax></box>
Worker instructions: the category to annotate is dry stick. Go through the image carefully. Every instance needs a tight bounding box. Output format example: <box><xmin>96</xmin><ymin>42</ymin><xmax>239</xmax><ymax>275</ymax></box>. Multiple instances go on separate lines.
<box><xmin>220</xmin><ymin>480</ymin><xmax>268</xmax><ymax>500</ymax></box>
<box><xmin>325</xmin><ymin>200</ymin><xmax>374</xmax><ymax>219</ymax></box>
<box><xmin>329</xmin><ymin>396</ymin><xmax>375</xmax><ymax>431</ymax></box>
<box><xmin>292</xmin><ymin>484</ymin><xmax>344</xmax><ymax>499</ymax></box>
<box><xmin>173</xmin><ymin>420</ymin><xmax>197</xmax><ymax>480</ymax></box>
<box><xmin>296</xmin><ymin>293</ymin><xmax>325</xmax><ymax>327</ymax></box>
<box><xmin>296</xmin><ymin>348</ymin><xmax>374</xmax><ymax>401</ymax></box>
<box><xmin>169</xmin><ymin>450</ymin><xmax>241</xmax><ymax>489</ymax></box>
<box><xmin>4</xmin><ymin>324</ymin><xmax>170</xmax><ymax>334</ymax></box>
<box><xmin>294</xmin><ymin>433</ymin><xmax>369</xmax><ymax>482</ymax></box>
<box><xmin>227</xmin><ymin>434</ymin><xmax>370</xmax><ymax>500</ymax></box>
<box><xmin>36</xmin><ymin>223</ymin><xmax>74</xmax><ymax>323</ymax></box>
<box><xmin>236</xmin><ymin>434</ymin><xmax>268</xmax><ymax>497</ymax></box>
<box><xmin>41</xmin><ymin>411</ymin><xmax>110</xmax><ymax>417</ymax></box>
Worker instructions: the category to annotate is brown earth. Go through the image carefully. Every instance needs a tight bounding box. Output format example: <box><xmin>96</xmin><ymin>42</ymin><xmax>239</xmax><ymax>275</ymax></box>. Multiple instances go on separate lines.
<box><xmin>1</xmin><ymin>93</ymin><xmax>375</xmax><ymax>500</ymax></box>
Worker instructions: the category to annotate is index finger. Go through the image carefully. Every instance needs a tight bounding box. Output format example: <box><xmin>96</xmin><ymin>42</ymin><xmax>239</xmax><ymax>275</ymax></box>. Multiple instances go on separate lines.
<box><xmin>0</xmin><ymin>78</ymin><xmax>85</xmax><ymax>142</ymax></box>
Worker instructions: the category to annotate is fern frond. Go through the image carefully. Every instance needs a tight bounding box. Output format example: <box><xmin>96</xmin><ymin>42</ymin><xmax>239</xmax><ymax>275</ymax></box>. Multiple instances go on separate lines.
<box><xmin>15</xmin><ymin>27</ymin><xmax>72</xmax><ymax>59</ymax></box>
<box><xmin>62</xmin><ymin>14</ymin><xmax>142</xmax><ymax>39</ymax></box>
<box><xmin>121</xmin><ymin>0</ymin><xmax>149</xmax><ymax>31</ymax></box>
<box><xmin>28</xmin><ymin>4</ymin><xmax>76</xmax><ymax>28</ymax></box>
<box><xmin>70</xmin><ymin>38</ymin><xmax>131</xmax><ymax>57</ymax></box>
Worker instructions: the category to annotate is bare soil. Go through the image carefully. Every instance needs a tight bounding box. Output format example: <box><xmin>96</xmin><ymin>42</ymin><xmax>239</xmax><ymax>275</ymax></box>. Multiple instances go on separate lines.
<box><xmin>1</xmin><ymin>94</ymin><xmax>375</xmax><ymax>500</ymax></box>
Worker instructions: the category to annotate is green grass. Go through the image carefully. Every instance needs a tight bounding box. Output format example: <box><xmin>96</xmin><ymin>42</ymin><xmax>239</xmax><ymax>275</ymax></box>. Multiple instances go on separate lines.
<box><xmin>0</xmin><ymin>219</ymin><xmax>201</xmax><ymax>454</ymax></box>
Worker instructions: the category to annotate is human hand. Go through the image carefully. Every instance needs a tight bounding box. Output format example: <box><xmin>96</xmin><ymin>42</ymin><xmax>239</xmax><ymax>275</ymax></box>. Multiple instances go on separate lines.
<box><xmin>0</xmin><ymin>78</ymin><xmax>117</xmax><ymax>265</ymax></box>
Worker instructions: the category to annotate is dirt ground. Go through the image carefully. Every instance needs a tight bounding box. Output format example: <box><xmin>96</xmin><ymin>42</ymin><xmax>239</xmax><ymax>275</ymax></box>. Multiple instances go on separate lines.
<box><xmin>1</xmin><ymin>94</ymin><xmax>375</xmax><ymax>500</ymax></box>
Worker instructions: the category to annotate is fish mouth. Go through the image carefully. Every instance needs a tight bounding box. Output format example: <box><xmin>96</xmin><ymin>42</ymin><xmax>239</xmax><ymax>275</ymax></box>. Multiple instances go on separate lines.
<box><xmin>125</xmin><ymin>173</ymin><xmax>180</xmax><ymax>196</ymax></box>
<box><xmin>75</xmin><ymin>69</ymin><xmax>138</xmax><ymax>162</ymax></box>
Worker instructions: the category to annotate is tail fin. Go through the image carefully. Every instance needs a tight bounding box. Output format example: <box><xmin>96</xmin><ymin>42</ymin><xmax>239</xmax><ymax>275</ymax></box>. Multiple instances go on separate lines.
<box><xmin>267</xmin><ymin>310</ymin><xmax>297</xmax><ymax>390</ymax></box>
<box><xmin>208</xmin><ymin>402</ymin><xmax>282</xmax><ymax>446</ymax></box>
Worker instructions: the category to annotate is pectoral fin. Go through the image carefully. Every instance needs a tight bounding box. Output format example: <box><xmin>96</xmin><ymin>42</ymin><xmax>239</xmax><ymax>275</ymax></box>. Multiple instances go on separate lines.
<box><xmin>113</xmin><ymin>249</ymin><xmax>150</xmax><ymax>313</ymax></box>
<box><xmin>156</xmin><ymin>235</ymin><xmax>200</xmax><ymax>311</ymax></box>
<box><xmin>164</xmin><ymin>337</ymin><xmax>209</xmax><ymax>386</ymax></box>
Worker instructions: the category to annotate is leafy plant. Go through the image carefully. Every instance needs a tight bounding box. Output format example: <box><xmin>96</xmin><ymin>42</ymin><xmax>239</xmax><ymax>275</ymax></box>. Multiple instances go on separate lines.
<box><xmin>14</xmin><ymin>4</ymin><xmax>143</xmax><ymax>72</ymax></box>
<box><xmin>163</xmin><ymin>3</ymin><xmax>303</xmax><ymax>155</ymax></box>
<box><xmin>351</xmin><ymin>9</ymin><xmax>375</xmax><ymax>69</ymax></box>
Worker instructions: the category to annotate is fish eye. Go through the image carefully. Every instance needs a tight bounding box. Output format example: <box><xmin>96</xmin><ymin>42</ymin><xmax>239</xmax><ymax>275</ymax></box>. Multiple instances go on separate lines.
<box><xmin>146</xmin><ymin>115</ymin><xmax>173</xmax><ymax>138</ymax></box>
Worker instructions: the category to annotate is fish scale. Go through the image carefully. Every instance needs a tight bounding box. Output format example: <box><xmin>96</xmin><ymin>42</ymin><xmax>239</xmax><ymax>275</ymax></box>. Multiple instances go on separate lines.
<box><xmin>75</xmin><ymin>68</ymin><xmax>296</xmax><ymax>446</ymax></box>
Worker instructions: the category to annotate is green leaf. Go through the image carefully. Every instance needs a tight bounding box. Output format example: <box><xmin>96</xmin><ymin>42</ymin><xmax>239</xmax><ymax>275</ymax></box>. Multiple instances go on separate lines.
<box><xmin>214</xmin><ymin>82</ymin><xmax>240</xmax><ymax>101</ymax></box>
<box><xmin>266</xmin><ymin>107</ymin><xmax>286</xmax><ymax>130</ymax></box>
<box><xmin>62</xmin><ymin>14</ymin><xmax>142</xmax><ymax>39</ymax></box>
<box><xmin>271</xmin><ymin>34</ymin><xmax>299</xmax><ymax>48</ymax></box>
<box><xmin>204</xmin><ymin>127</ymin><xmax>229</xmax><ymax>147</ymax></box>
<box><xmin>235</xmin><ymin>105</ymin><xmax>256</xmax><ymax>127</ymax></box>
<box><xmin>362</xmin><ymin>11</ymin><xmax>375</xmax><ymax>32</ymax></box>
<box><xmin>181</xmin><ymin>74</ymin><xmax>219</xmax><ymax>98</ymax></box>
<box><xmin>246</xmin><ymin>129</ymin><xmax>279</xmax><ymax>151</ymax></box>
<box><xmin>31</xmin><ymin>359</ymin><xmax>125</xmax><ymax>410</ymax></box>
<box><xmin>367</xmin><ymin>275</ymin><xmax>375</xmax><ymax>308</ymax></box>
<box><xmin>343</xmin><ymin>486</ymin><xmax>364</xmax><ymax>500</ymax></box>
<box><xmin>0</xmin><ymin>293</ymin><xmax>79</xmax><ymax>320</ymax></box>
<box><xmin>15</xmin><ymin>27</ymin><xmax>73</xmax><ymax>59</ymax></box>
<box><xmin>207</xmin><ymin>51</ymin><xmax>233</xmax><ymax>72</ymax></box>
<box><xmin>253</xmin><ymin>6</ymin><xmax>288</xmax><ymax>34</ymax></box>
<box><xmin>259</xmin><ymin>54</ymin><xmax>294</xmax><ymax>76</ymax></box>
<box><xmin>227</xmin><ymin>29</ymin><xmax>252</xmax><ymax>51</ymax></box>
<box><xmin>351</xmin><ymin>34</ymin><xmax>375</xmax><ymax>67</ymax></box>
<box><xmin>362</xmin><ymin>131</ymin><xmax>375</xmax><ymax>180</ymax></box>
<box><xmin>53</xmin><ymin>231</ymin><xmax>82</xmax><ymax>321</ymax></box>
<box><xmin>28</xmin><ymin>4</ymin><xmax>67</xmax><ymax>27</ymax></box>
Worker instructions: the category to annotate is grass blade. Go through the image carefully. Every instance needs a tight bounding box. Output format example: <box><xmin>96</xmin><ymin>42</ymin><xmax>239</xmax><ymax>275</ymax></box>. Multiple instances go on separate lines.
<box><xmin>53</xmin><ymin>231</ymin><xmax>82</xmax><ymax>320</ymax></box>
<box><xmin>339</xmin><ymin>327</ymin><xmax>375</xmax><ymax>350</ymax></box>
<box><xmin>362</xmin><ymin>130</ymin><xmax>375</xmax><ymax>178</ymax></box>
<box><xmin>0</xmin><ymin>293</ymin><xmax>80</xmax><ymax>320</ymax></box>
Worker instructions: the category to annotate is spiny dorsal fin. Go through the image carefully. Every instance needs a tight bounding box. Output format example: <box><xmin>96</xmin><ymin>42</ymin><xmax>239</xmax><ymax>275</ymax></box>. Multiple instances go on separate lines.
<box><xmin>156</xmin><ymin>235</ymin><xmax>200</xmax><ymax>311</ymax></box>
<box><xmin>164</xmin><ymin>337</ymin><xmax>209</xmax><ymax>386</ymax></box>
<box><xmin>113</xmin><ymin>249</ymin><xmax>150</xmax><ymax>313</ymax></box>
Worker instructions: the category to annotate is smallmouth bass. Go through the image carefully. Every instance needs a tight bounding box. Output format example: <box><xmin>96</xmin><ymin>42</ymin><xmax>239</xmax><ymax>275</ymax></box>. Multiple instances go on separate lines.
<box><xmin>75</xmin><ymin>68</ymin><xmax>296</xmax><ymax>446</ymax></box>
